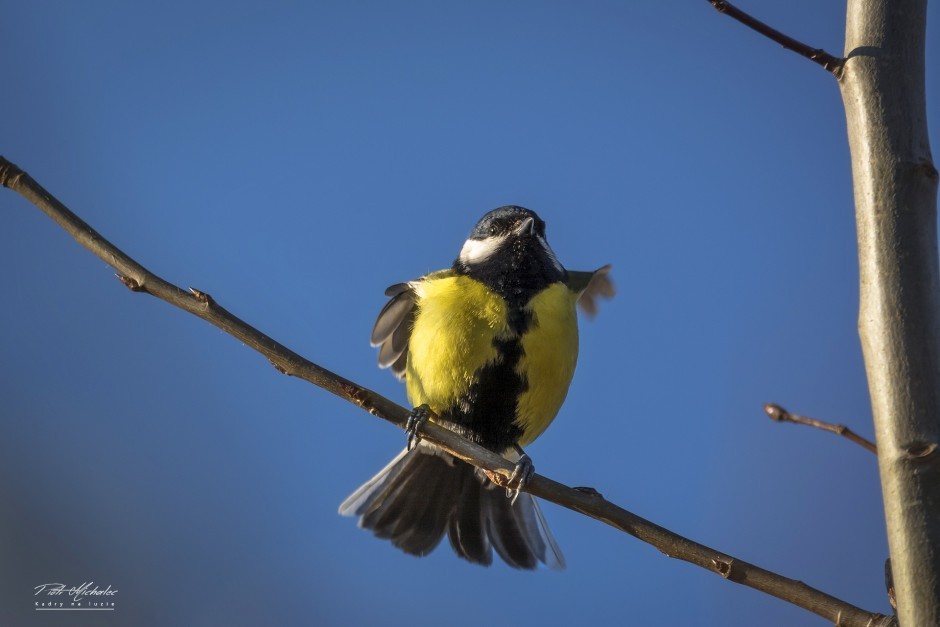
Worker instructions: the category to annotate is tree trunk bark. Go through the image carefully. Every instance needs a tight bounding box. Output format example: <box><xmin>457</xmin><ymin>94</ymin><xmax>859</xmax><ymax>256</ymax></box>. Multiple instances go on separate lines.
<box><xmin>841</xmin><ymin>1</ymin><xmax>940</xmax><ymax>624</ymax></box>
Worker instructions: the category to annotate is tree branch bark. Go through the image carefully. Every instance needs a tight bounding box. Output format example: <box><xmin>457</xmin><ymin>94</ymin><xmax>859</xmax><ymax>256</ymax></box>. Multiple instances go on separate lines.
<box><xmin>840</xmin><ymin>1</ymin><xmax>940</xmax><ymax>624</ymax></box>
<box><xmin>763</xmin><ymin>403</ymin><xmax>878</xmax><ymax>455</ymax></box>
<box><xmin>0</xmin><ymin>156</ymin><xmax>894</xmax><ymax>626</ymax></box>
<box><xmin>707</xmin><ymin>0</ymin><xmax>845</xmax><ymax>76</ymax></box>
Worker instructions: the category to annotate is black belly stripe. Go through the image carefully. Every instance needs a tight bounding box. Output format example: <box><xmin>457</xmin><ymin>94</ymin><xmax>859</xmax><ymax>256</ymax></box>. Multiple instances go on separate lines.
<box><xmin>441</xmin><ymin>308</ymin><xmax>532</xmax><ymax>452</ymax></box>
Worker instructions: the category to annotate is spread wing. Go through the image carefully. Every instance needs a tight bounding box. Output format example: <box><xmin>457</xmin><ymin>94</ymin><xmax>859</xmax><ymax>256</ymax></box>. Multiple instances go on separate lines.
<box><xmin>370</xmin><ymin>282</ymin><xmax>416</xmax><ymax>378</ymax></box>
<box><xmin>370</xmin><ymin>270</ymin><xmax>453</xmax><ymax>379</ymax></box>
<box><xmin>566</xmin><ymin>264</ymin><xmax>615</xmax><ymax>318</ymax></box>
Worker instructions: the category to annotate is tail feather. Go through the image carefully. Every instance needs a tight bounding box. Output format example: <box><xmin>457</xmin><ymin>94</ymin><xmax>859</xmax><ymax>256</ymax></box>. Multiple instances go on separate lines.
<box><xmin>363</xmin><ymin>456</ymin><xmax>436</xmax><ymax>539</ymax></box>
<box><xmin>447</xmin><ymin>468</ymin><xmax>492</xmax><ymax>566</ymax></box>
<box><xmin>392</xmin><ymin>462</ymin><xmax>462</xmax><ymax>556</ymax></box>
<box><xmin>481</xmin><ymin>485</ymin><xmax>538</xmax><ymax>569</ymax></box>
<box><xmin>530</xmin><ymin>498</ymin><xmax>565</xmax><ymax>570</ymax></box>
<box><xmin>339</xmin><ymin>448</ymin><xmax>411</xmax><ymax>516</ymax></box>
<box><xmin>340</xmin><ymin>445</ymin><xmax>565</xmax><ymax>570</ymax></box>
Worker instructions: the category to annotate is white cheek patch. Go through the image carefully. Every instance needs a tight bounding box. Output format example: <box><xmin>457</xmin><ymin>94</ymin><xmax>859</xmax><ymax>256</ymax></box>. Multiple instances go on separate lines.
<box><xmin>459</xmin><ymin>235</ymin><xmax>506</xmax><ymax>265</ymax></box>
<box><xmin>538</xmin><ymin>235</ymin><xmax>564</xmax><ymax>273</ymax></box>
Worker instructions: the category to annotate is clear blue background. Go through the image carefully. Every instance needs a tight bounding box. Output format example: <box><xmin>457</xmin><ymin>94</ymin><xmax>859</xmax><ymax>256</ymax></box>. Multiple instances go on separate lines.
<box><xmin>2</xmin><ymin>2</ymin><xmax>937</xmax><ymax>625</ymax></box>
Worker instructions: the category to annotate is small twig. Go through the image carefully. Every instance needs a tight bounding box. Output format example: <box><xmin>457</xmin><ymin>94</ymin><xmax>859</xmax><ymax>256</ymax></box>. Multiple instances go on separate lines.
<box><xmin>764</xmin><ymin>403</ymin><xmax>878</xmax><ymax>455</ymax></box>
<box><xmin>1</xmin><ymin>156</ymin><xmax>895</xmax><ymax>627</ymax></box>
<box><xmin>707</xmin><ymin>1</ymin><xmax>845</xmax><ymax>77</ymax></box>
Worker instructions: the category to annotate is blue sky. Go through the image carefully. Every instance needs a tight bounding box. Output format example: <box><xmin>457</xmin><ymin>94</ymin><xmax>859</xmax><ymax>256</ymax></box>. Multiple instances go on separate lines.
<box><xmin>1</xmin><ymin>2</ymin><xmax>936</xmax><ymax>625</ymax></box>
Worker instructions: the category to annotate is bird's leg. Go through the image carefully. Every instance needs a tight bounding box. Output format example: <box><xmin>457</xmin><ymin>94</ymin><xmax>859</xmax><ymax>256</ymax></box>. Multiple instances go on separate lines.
<box><xmin>405</xmin><ymin>404</ymin><xmax>432</xmax><ymax>451</ymax></box>
<box><xmin>507</xmin><ymin>445</ymin><xmax>535</xmax><ymax>505</ymax></box>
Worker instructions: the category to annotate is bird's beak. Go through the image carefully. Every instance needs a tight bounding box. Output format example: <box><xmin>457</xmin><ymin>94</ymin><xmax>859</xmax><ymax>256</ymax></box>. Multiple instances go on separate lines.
<box><xmin>514</xmin><ymin>217</ymin><xmax>536</xmax><ymax>236</ymax></box>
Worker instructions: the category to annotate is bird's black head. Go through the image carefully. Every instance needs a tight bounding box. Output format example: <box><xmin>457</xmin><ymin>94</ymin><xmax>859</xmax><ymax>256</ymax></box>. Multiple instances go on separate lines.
<box><xmin>453</xmin><ymin>205</ymin><xmax>566</xmax><ymax>303</ymax></box>
<box><xmin>466</xmin><ymin>205</ymin><xmax>546</xmax><ymax>241</ymax></box>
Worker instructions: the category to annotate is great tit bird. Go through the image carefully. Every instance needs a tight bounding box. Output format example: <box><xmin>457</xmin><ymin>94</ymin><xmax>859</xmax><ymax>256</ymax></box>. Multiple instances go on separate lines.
<box><xmin>340</xmin><ymin>205</ymin><xmax>613</xmax><ymax>569</ymax></box>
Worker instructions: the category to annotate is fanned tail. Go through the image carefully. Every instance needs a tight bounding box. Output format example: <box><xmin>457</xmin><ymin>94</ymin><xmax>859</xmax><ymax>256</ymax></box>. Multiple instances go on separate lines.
<box><xmin>339</xmin><ymin>445</ymin><xmax>564</xmax><ymax>570</ymax></box>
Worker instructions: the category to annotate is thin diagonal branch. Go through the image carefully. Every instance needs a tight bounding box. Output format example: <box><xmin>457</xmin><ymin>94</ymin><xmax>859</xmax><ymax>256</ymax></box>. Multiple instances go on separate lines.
<box><xmin>0</xmin><ymin>156</ymin><xmax>895</xmax><ymax>627</ymax></box>
<box><xmin>764</xmin><ymin>403</ymin><xmax>878</xmax><ymax>455</ymax></box>
<box><xmin>707</xmin><ymin>1</ymin><xmax>845</xmax><ymax>77</ymax></box>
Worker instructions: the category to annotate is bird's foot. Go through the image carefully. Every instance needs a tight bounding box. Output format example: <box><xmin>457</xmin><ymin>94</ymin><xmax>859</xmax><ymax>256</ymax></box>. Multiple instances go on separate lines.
<box><xmin>507</xmin><ymin>453</ymin><xmax>534</xmax><ymax>506</ymax></box>
<box><xmin>406</xmin><ymin>404</ymin><xmax>432</xmax><ymax>451</ymax></box>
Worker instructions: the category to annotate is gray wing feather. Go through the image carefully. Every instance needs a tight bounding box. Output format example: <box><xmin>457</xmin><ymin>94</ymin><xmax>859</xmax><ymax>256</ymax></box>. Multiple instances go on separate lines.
<box><xmin>384</xmin><ymin>282</ymin><xmax>411</xmax><ymax>298</ymax></box>
<box><xmin>567</xmin><ymin>264</ymin><xmax>615</xmax><ymax>318</ymax></box>
<box><xmin>371</xmin><ymin>286</ymin><xmax>416</xmax><ymax>346</ymax></box>
<box><xmin>377</xmin><ymin>336</ymin><xmax>403</xmax><ymax>370</ymax></box>
<box><xmin>371</xmin><ymin>282</ymin><xmax>418</xmax><ymax>378</ymax></box>
<box><xmin>390</xmin><ymin>350</ymin><xmax>408</xmax><ymax>378</ymax></box>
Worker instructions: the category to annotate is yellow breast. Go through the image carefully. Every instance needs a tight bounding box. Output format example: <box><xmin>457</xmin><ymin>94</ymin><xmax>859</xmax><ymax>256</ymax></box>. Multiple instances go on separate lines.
<box><xmin>405</xmin><ymin>275</ymin><xmax>509</xmax><ymax>412</ymax></box>
<box><xmin>516</xmin><ymin>282</ymin><xmax>579</xmax><ymax>445</ymax></box>
<box><xmin>405</xmin><ymin>274</ymin><xmax>579</xmax><ymax>447</ymax></box>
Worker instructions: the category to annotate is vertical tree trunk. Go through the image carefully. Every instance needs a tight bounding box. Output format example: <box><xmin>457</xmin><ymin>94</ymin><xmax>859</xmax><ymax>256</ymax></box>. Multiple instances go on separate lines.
<box><xmin>841</xmin><ymin>1</ymin><xmax>940</xmax><ymax>624</ymax></box>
